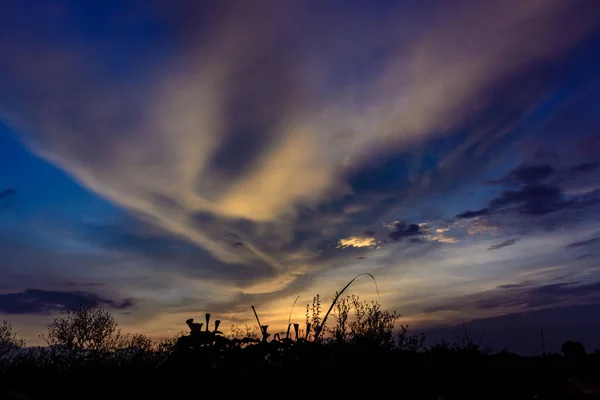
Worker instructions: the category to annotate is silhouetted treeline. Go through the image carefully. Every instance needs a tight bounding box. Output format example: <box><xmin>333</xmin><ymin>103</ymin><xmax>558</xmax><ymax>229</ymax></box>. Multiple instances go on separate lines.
<box><xmin>2</xmin><ymin>297</ymin><xmax>600</xmax><ymax>400</ymax></box>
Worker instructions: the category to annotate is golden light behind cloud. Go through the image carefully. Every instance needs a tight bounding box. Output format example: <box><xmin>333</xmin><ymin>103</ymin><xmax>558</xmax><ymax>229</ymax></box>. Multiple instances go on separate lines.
<box><xmin>337</xmin><ymin>236</ymin><xmax>377</xmax><ymax>249</ymax></box>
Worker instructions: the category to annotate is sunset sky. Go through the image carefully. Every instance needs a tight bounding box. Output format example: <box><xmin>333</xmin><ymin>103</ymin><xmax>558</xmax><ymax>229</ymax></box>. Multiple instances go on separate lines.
<box><xmin>1</xmin><ymin>0</ymin><xmax>600</xmax><ymax>354</ymax></box>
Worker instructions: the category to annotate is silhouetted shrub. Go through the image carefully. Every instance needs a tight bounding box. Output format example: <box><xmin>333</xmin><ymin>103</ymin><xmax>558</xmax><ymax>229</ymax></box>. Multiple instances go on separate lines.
<box><xmin>562</xmin><ymin>340</ymin><xmax>587</xmax><ymax>360</ymax></box>
<box><xmin>327</xmin><ymin>294</ymin><xmax>398</xmax><ymax>349</ymax></box>
<box><xmin>40</xmin><ymin>304</ymin><xmax>123</xmax><ymax>367</ymax></box>
<box><xmin>0</xmin><ymin>320</ymin><xmax>25</xmax><ymax>365</ymax></box>
<box><xmin>396</xmin><ymin>324</ymin><xmax>426</xmax><ymax>353</ymax></box>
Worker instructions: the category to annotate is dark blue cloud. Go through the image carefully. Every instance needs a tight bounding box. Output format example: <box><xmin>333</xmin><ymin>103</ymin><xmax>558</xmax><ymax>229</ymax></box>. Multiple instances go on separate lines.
<box><xmin>388</xmin><ymin>222</ymin><xmax>421</xmax><ymax>241</ymax></box>
<box><xmin>0</xmin><ymin>289</ymin><xmax>134</xmax><ymax>314</ymax></box>
<box><xmin>572</xmin><ymin>161</ymin><xmax>599</xmax><ymax>173</ymax></box>
<box><xmin>488</xmin><ymin>164</ymin><xmax>555</xmax><ymax>186</ymax></box>
<box><xmin>489</xmin><ymin>185</ymin><xmax>564</xmax><ymax>216</ymax></box>
<box><xmin>453</xmin><ymin>157</ymin><xmax>600</xmax><ymax>220</ymax></box>
<box><xmin>455</xmin><ymin>208</ymin><xmax>489</xmax><ymax>219</ymax></box>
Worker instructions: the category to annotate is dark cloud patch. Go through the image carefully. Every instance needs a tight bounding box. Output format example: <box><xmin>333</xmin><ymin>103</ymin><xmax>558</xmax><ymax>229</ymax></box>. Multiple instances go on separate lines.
<box><xmin>455</xmin><ymin>208</ymin><xmax>489</xmax><ymax>219</ymax></box>
<box><xmin>572</xmin><ymin>161</ymin><xmax>599</xmax><ymax>173</ymax></box>
<box><xmin>564</xmin><ymin>235</ymin><xmax>600</xmax><ymax>249</ymax></box>
<box><xmin>506</xmin><ymin>281</ymin><xmax>584</xmax><ymax>308</ymax></box>
<box><xmin>363</xmin><ymin>230</ymin><xmax>375</xmax><ymax>237</ymax></box>
<box><xmin>497</xmin><ymin>280</ymin><xmax>533</xmax><ymax>289</ymax></box>
<box><xmin>425</xmin><ymin>280</ymin><xmax>600</xmax><ymax>314</ymax></box>
<box><xmin>488</xmin><ymin>238</ymin><xmax>520</xmax><ymax>251</ymax></box>
<box><xmin>454</xmin><ymin>156</ymin><xmax>600</xmax><ymax>223</ymax></box>
<box><xmin>454</xmin><ymin>155</ymin><xmax>600</xmax><ymax>225</ymax></box>
<box><xmin>388</xmin><ymin>222</ymin><xmax>421</xmax><ymax>241</ymax></box>
<box><xmin>489</xmin><ymin>164</ymin><xmax>555</xmax><ymax>186</ymax></box>
<box><xmin>0</xmin><ymin>188</ymin><xmax>15</xmax><ymax>198</ymax></box>
<box><xmin>117</xmin><ymin>298</ymin><xmax>135</xmax><ymax>309</ymax></box>
<box><xmin>489</xmin><ymin>185</ymin><xmax>564</xmax><ymax>216</ymax></box>
<box><xmin>0</xmin><ymin>289</ymin><xmax>134</xmax><ymax>314</ymax></box>
<box><xmin>491</xmin><ymin>185</ymin><xmax>599</xmax><ymax>217</ymax></box>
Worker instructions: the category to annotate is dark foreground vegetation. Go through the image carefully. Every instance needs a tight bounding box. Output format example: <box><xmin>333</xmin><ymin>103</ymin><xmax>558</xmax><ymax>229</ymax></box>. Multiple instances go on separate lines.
<box><xmin>2</xmin><ymin>280</ymin><xmax>600</xmax><ymax>400</ymax></box>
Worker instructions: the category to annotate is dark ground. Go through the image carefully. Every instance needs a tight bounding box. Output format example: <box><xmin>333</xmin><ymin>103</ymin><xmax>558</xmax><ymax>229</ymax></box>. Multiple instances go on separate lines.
<box><xmin>2</xmin><ymin>342</ymin><xmax>600</xmax><ymax>400</ymax></box>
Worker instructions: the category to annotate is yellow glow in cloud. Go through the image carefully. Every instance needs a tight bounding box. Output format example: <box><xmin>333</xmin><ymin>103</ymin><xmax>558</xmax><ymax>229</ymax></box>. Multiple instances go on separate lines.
<box><xmin>422</xmin><ymin>226</ymin><xmax>460</xmax><ymax>244</ymax></box>
<box><xmin>217</xmin><ymin>131</ymin><xmax>332</xmax><ymax>221</ymax></box>
<box><xmin>337</xmin><ymin>236</ymin><xmax>377</xmax><ymax>248</ymax></box>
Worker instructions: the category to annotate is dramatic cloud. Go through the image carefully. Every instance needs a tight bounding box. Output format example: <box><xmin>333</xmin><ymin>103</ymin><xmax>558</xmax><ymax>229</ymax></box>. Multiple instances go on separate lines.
<box><xmin>2</xmin><ymin>0</ymin><xmax>599</xmax><ymax>271</ymax></box>
<box><xmin>0</xmin><ymin>289</ymin><xmax>134</xmax><ymax>315</ymax></box>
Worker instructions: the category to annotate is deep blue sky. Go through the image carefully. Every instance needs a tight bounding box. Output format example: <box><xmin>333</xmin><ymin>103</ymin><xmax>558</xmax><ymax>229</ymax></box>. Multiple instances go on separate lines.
<box><xmin>1</xmin><ymin>0</ymin><xmax>600</xmax><ymax>354</ymax></box>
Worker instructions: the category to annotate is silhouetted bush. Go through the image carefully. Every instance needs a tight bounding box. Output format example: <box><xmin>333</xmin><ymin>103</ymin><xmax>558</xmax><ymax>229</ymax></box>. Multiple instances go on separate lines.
<box><xmin>40</xmin><ymin>304</ymin><xmax>123</xmax><ymax>367</ymax></box>
<box><xmin>0</xmin><ymin>320</ymin><xmax>25</xmax><ymax>366</ymax></box>
<box><xmin>562</xmin><ymin>340</ymin><xmax>587</xmax><ymax>360</ymax></box>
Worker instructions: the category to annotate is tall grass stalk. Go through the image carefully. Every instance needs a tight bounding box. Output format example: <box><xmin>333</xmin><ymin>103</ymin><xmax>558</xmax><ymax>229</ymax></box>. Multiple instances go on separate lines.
<box><xmin>287</xmin><ymin>296</ymin><xmax>300</xmax><ymax>327</ymax></box>
<box><xmin>251</xmin><ymin>306</ymin><xmax>266</xmax><ymax>338</ymax></box>
<box><xmin>314</xmin><ymin>273</ymin><xmax>379</xmax><ymax>340</ymax></box>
